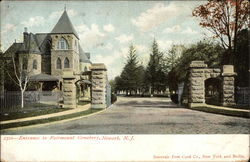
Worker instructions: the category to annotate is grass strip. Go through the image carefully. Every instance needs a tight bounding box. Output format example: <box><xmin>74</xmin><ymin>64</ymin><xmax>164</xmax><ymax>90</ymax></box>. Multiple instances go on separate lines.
<box><xmin>0</xmin><ymin>109</ymin><xmax>101</xmax><ymax>130</ymax></box>
<box><xmin>190</xmin><ymin>106</ymin><xmax>249</xmax><ymax>118</ymax></box>
<box><xmin>0</xmin><ymin>108</ymin><xmax>71</xmax><ymax>121</ymax></box>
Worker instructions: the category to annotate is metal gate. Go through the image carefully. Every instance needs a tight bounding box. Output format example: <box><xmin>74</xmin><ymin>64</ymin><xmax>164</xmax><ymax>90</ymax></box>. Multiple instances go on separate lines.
<box><xmin>106</xmin><ymin>83</ymin><xmax>111</xmax><ymax>107</ymax></box>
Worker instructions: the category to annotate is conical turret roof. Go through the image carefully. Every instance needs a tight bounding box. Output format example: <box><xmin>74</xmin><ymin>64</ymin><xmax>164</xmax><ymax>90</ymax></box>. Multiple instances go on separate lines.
<box><xmin>51</xmin><ymin>10</ymin><xmax>79</xmax><ymax>39</ymax></box>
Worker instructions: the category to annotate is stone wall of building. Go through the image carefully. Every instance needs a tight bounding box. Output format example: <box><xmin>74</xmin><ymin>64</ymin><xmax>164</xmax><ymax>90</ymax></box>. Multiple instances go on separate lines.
<box><xmin>188</xmin><ymin>61</ymin><xmax>207</xmax><ymax>107</ymax></box>
<box><xmin>62</xmin><ymin>72</ymin><xmax>77</xmax><ymax>108</ymax></box>
<box><xmin>222</xmin><ymin>65</ymin><xmax>236</xmax><ymax>106</ymax></box>
<box><xmin>19</xmin><ymin>53</ymin><xmax>42</xmax><ymax>75</ymax></box>
<box><xmin>90</xmin><ymin>63</ymin><xmax>108</xmax><ymax>109</ymax></box>
<box><xmin>50</xmin><ymin>34</ymin><xmax>79</xmax><ymax>78</ymax></box>
<box><xmin>41</xmin><ymin>54</ymin><xmax>51</xmax><ymax>74</ymax></box>
<box><xmin>80</xmin><ymin>62</ymin><xmax>91</xmax><ymax>72</ymax></box>
<box><xmin>188</xmin><ymin>61</ymin><xmax>236</xmax><ymax>108</ymax></box>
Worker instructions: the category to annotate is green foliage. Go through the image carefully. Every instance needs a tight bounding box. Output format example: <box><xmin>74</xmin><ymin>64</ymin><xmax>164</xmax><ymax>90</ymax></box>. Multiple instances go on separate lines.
<box><xmin>168</xmin><ymin>40</ymin><xmax>224</xmax><ymax>91</ymax></box>
<box><xmin>118</xmin><ymin>45</ymin><xmax>145</xmax><ymax>95</ymax></box>
<box><xmin>111</xmin><ymin>93</ymin><xmax>117</xmax><ymax>104</ymax></box>
<box><xmin>145</xmin><ymin>40</ymin><xmax>167</xmax><ymax>94</ymax></box>
<box><xmin>234</xmin><ymin>29</ymin><xmax>249</xmax><ymax>87</ymax></box>
<box><xmin>164</xmin><ymin>45</ymin><xmax>185</xmax><ymax>71</ymax></box>
<box><xmin>109</xmin><ymin>79</ymin><xmax>115</xmax><ymax>93</ymax></box>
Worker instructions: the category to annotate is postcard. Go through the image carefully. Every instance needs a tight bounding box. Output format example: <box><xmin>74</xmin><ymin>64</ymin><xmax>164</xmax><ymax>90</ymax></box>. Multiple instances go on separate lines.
<box><xmin>0</xmin><ymin>0</ymin><xmax>249</xmax><ymax>161</ymax></box>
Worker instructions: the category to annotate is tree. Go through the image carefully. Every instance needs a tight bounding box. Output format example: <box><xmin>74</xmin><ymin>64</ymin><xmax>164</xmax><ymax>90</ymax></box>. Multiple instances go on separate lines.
<box><xmin>145</xmin><ymin>39</ymin><xmax>166</xmax><ymax>95</ymax></box>
<box><xmin>119</xmin><ymin>45</ymin><xmax>143</xmax><ymax>95</ymax></box>
<box><xmin>4</xmin><ymin>53</ymin><xmax>32</xmax><ymax>108</ymax></box>
<box><xmin>193</xmin><ymin>0</ymin><xmax>250</xmax><ymax>64</ymax></box>
<box><xmin>168</xmin><ymin>40</ymin><xmax>224</xmax><ymax>92</ymax></box>
<box><xmin>234</xmin><ymin>29</ymin><xmax>249</xmax><ymax>87</ymax></box>
<box><xmin>164</xmin><ymin>44</ymin><xmax>185</xmax><ymax>72</ymax></box>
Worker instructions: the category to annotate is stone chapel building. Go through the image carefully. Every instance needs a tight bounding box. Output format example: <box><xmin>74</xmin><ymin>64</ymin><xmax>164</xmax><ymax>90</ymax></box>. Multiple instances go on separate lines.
<box><xmin>4</xmin><ymin>10</ymin><xmax>92</xmax><ymax>95</ymax></box>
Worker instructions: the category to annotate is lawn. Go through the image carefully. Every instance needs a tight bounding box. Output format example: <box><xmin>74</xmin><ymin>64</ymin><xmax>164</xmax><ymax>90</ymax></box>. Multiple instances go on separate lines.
<box><xmin>0</xmin><ymin>109</ymin><xmax>101</xmax><ymax>130</ymax></box>
<box><xmin>78</xmin><ymin>100</ymin><xmax>91</xmax><ymax>106</ymax></box>
<box><xmin>0</xmin><ymin>107</ymin><xmax>71</xmax><ymax>121</ymax></box>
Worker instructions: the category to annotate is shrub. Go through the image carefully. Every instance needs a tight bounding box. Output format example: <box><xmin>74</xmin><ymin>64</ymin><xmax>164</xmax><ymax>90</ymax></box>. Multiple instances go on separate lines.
<box><xmin>170</xmin><ymin>94</ymin><xmax>178</xmax><ymax>104</ymax></box>
<box><xmin>111</xmin><ymin>93</ymin><xmax>117</xmax><ymax>104</ymax></box>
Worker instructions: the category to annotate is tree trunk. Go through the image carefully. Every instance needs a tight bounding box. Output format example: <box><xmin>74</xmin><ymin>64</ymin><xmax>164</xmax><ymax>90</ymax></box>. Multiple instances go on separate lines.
<box><xmin>21</xmin><ymin>90</ymin><xmax>24</xmax><ymax>108</ymax></box>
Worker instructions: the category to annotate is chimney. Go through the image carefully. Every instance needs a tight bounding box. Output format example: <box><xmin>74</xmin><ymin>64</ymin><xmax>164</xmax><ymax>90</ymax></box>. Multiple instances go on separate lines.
<box><xmin>23</xmin><ymin>27</ymin><xmax>29</xmax><ymax>49</ymax></box>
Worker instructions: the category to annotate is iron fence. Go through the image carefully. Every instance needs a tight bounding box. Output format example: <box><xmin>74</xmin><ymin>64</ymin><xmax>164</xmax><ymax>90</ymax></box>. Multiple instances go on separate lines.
<box><xmin>0</xmin><ymin>91</ymin><xmax>63</xmax><ymax>113</ymax></box>
<box><xmin>106</xmin><ymin>83</ymin><xmax>111</xmax><ymax>107</ymax></box>
<box><xmin>236</xmin><ymin>87</ymin><xmax>249</xmax><ymax>106</ymax></box>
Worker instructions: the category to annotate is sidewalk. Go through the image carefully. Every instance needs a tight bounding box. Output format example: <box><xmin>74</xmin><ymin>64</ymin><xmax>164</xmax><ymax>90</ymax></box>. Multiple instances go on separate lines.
<box><xmin>190</xmin><ymin>104</ymin><xmax>249</xmax><ymax>118</ymax></box>
<box><xmin>0</xmin><ymin>104</ymin><xmax>91</xmax><ymax>129</ymax></box>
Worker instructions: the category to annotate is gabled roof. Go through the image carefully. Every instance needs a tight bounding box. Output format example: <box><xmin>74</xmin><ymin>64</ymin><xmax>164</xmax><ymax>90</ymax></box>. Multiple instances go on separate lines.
<box><xmin>30</xmin><ymin>73</ymin><xmax>60</xmax><ymax>81</ymax></box>
<box><xmin>35</xmin><ymin>33</ymin><xmax>51</xmax><ymax>55</ymax></box>
<box><xmin>28</xmin><ymin>33</ymin><xmax>40</xmax><ymax>53</ymax></box>
<box><xmin>4</xmin><ymin>33</ymin><xmax>41</xmax><ymax>55</ymax></box>
<box><xmin>79</xmin><ymin>46</ymin><xmax>91</xmax><ymax>63</ymax></box>
<box><xmin>4</xmin><ymin>43</ymin><xmax>24</xmax><ymax>55</ymax></box>
<box><xmin>35</xmin><ymin>33</ymin><xmax>49</xmax><ymax>47</ymax></box>
<box><xmin>51</xmin><ymin>10</ymin><xmax>79</xmax><ymax>39</ymax></box>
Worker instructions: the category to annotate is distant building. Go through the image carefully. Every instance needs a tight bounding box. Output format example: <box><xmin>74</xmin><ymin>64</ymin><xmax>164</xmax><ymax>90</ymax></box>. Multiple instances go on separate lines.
<box><xmin>4</xmin><ymin>9</ymin><xmax>91</xmax><ymax>94</ymax></box>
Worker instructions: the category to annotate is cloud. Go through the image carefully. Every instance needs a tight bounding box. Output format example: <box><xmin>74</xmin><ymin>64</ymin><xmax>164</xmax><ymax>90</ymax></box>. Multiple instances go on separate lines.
<box><xmin>94</xmin><ymin>54</ymin><xmax>117</xmax><ymax>66</ymax></box>
<box><xmin>93</xmin><ymin>49</ymin><xmax>125</xmax><ymax>79</ymax></box>
<box><xmin>135</xmin><ymin>44</ymin><xmax>148</xmax><ymax>53</ymax></box>
<box><xmin>67</xmin><ymin>9</ymin><xmax>78</xmax><ymax>17</ymax></box>
<box><xmin>182</xmin><ymin>27</ymin><xmax>198</xmax><ymax>34</ymax></box>
<box><xmin>131</xmin><ymin>3</ymin><xmax>180</xmax><ymax>32</ymax></box>
<box><xmin>158</xmin><ymin>40</ymin><xmax>173</xmax><ymax>51</ymax></box>
<box><xmin>2</xmin><ymin>23</ymin><xmax>16</xmax><ymax>34</ymax></box>
<box><xmin>115</xmin><ymin>34</ymin><xmax>134</xmax><ymax>44</ymax></box>
<box><xmin>120</xmin><ymin>47</ymin><xmax>130</xmax><ymax>57</ymax></box>
<box><xmin>49</xmin><ymin>9</ymin><xmax>78</xmax><ymax>19</ymax></box>
<box><xmin>98</xmin><ymin>42</ymin><xmax>113</xmax><ymax>50</ymax></box>
<box><xmin>77</xmin><ymin>24</ymin><xmax>106</xmax><ymax>49</ymax></box>
<box><xmin>163</xmin><ymin>25</ymin><xmax>181</xmax><ymax>33</ymax></box>
<box><xmin>104</xmin><ymin>43</ymin><xmax>113</xmax><ymax>50</ymax></box>
<box><xmin>103</xmin><ymin>24</ymin><xmax>115</xmax><ymax>33</ymax></box>
<box><xmin>21</xmin><ymin>16</ymin><xmax>45</xmax><ymax>27</ymax></box>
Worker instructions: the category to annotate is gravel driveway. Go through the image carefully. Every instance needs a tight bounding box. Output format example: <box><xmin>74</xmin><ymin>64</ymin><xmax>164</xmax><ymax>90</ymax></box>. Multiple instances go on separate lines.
<box><xmin>2</xmin><ymin>96</ymin><xmax>249</xmax><ymax>134</ymax></box>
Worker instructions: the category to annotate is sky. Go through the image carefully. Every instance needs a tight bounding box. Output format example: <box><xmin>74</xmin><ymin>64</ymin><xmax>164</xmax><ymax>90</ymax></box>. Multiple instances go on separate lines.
<box><xmin>0</xmin><ymin>1</ymin><xmax>212</xmax><ymax>79</ymax></box>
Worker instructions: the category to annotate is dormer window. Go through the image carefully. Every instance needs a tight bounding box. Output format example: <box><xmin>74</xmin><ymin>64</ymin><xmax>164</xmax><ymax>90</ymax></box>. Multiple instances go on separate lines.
<box><xmin>58</xmin><ymin>37</ymin><xmax>68</xmax><ymax>50</ymax></box>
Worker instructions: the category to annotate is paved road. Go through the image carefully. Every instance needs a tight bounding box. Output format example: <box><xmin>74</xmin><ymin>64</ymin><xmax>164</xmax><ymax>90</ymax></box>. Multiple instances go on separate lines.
<box><xmin>1</xmin><ymin>97</ymin><xmax>249</xmax><ymax>134</ymax></box>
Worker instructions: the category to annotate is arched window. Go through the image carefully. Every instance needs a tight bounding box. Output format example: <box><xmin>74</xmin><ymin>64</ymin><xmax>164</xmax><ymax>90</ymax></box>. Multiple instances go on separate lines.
<box><xmin>84</xmin><ymin>66</ymin><xmax>87</xmax><ymax>72</ymax></box>
<box><xmin>57</xmin><ymin>37</ymin><xmax>68</xmax><ymax>50</ymax></box>
<box><xmin>64</xmin><ymin>57</ymin><xmax>70</xmax><ymax>68</ymax></box>
<box><xmin>33</xmin><ymin>59</ymin><xmax>37</xmax><ymax>70</ymax></box>
<box><xmin>56</xmin><ymin>58</ymin><xmax>62</xmax><ymax>69</ymax></box>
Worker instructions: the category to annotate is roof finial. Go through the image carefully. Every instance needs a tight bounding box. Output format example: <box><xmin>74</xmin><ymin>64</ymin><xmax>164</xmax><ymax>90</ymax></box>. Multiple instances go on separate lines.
<box><xmin>64</xmin><ymin>4</ymin><xmax>66</xmax><ymax>11</ymax></box>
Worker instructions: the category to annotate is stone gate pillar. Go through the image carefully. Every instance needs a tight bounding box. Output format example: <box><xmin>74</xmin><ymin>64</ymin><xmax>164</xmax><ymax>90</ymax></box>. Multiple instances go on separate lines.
<box><xmin>221</xmin><ymin>65</ymin><xmax>236</xmax><ymax>106</ymax></box>
<box><xmin>188</xmin><ymin>61</ymin><xmax>207</xmax><ymax>108</ymax></box>
<box><xmin>90</xmin><ymin>63</ymin><xmax>107</xmax><ymax>109</ymax></box>
<box><xmin>63</xmin><ymin>72</ymin><xmax>77</xmax><ymax>108</ymax></box>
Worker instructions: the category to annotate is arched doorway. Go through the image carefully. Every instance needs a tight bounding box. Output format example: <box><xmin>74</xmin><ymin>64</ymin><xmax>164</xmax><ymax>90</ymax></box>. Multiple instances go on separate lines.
<box><xmin>205</xmin><ymin>78</ymin><xmax>222</xmax><ymax>106</ymax></box>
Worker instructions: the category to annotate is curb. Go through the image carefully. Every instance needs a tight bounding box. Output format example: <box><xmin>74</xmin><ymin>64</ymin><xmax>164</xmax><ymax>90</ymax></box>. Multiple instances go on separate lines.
<box><xmin>0</xmin><ymin>108</ymin><xmax>107</xmax><ymax>131</ymax></box>
<box><xmin>189</xmin><ymin>106</ymin><xmax>250</xmax><ymax>118</ymax></box>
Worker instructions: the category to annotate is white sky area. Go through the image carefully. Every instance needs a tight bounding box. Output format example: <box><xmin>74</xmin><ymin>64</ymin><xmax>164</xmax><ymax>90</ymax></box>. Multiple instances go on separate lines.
<box><xmin>0</xmin><ymin>1</ymin><xmax>212</xmax><ymax>79</ymax></box>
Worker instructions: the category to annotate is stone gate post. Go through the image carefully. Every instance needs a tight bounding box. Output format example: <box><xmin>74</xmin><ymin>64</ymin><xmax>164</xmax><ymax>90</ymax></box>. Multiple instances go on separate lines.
<box><xmin>221</xmin><ymin>65</ymin><xmax>236</xmax><ymax>106</ymax></box>
<box><xmin>188</xmin><ymin>61</ymin><xmax>207</xmax><ymax>108</ymax></box>
<box><xmin>62</xmin><ymin>72</ymin><xmax>77</xmax><ymax>108</ymax></box>
<box><xmin>90</xmin><ymin>63</ymin><xmax>107</xmax><ymax>109</ymax></box>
